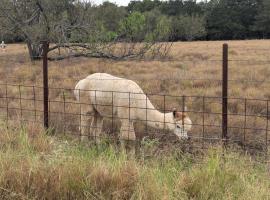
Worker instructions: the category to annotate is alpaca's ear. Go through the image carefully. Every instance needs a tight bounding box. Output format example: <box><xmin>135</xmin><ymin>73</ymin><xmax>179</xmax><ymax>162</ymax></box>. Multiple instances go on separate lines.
<box><xmin>173</xmin><ymin>108</ymin><xmax>177</xmax><ymax>118</ymax></box>
<box><xmin>173</xmin><ymin>108</ymin><xmax>187</xmax><ymax>119</ymax></box>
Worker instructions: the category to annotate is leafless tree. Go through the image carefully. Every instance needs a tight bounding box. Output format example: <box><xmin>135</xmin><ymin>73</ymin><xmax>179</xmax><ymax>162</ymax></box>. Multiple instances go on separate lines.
<box><xmin>0</xmin><ymin>0</ymin><xmax>172</xmax><ymax>61</ymax></box>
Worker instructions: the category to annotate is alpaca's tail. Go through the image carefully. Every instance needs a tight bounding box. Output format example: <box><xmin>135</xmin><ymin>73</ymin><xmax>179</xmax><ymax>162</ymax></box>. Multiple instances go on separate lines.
<box><xmin>74</xmin><ymin>79</ymin><xmax>85</xmax><ymax>101</ymax></box>
<box><xmin>74</xmin><ymin>78</ymin><xmax>91</xmax><ymax>101</ymax></box>
<box><xmin>74</xmin><ymin>82</ymin><xmax>81</xmax><ymax>101</ymax></box>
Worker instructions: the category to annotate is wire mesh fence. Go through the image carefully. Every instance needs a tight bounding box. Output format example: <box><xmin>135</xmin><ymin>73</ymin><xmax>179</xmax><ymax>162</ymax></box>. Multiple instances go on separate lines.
<box><xmin>0</xmin><ymin>41</ymin><xmax>270</xmax><ymax>158</ymax></box>
<box><xmin>0</xmin><ymin>83</ymin><xmax>269</xmax><ymax>156</ymax></box>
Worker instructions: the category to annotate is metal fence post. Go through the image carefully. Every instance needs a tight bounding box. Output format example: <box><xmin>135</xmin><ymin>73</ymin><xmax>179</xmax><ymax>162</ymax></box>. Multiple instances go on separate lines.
<box><xmin>202</xmin><ymin>96</ymin><xmax>205</xmax><ymax>148</ymax></box>
<box><xmin>112</xmin><ymin>91</ymin><xmax>114</xmax><ymax>137</ymax></box>
<box><xmin>63</xmin><ymin>91</ymin><xmax>66</xmax><ymax>134</ymax></box>
<box><xmin>145</xmin><ymin>93</ymin><xmax>148</xmax><ymax>135</ymax></box>
<box><xmin>42</xmin><ymin>41</ymin><xmax>49</xmax><ymax>129</ymax></box>
<box><xmin>19</xmin><ymin>85</ymin><xmax>22</xmax><ymax>126</ymax></box>
<box><xmin>5</xmin><ymin>83</ymin><xmax>9</xmax><ymax>128</ymax></box>
<box><xmin>163</xmin><ymin>95</ymin><xmax>166</xmax><ymax>135</ymax></box>
<box><xmin>32</xmin><ymin>86</ymin><xmax>37</xmax><ymax>122</ymax></box>
<box><xmin>222</xmin><ymin>43</ymin><xmax>228</xmax><ymax>146</ymax></box>
<box><xmin>79</xmin><ymin>89</ymin><xmax>82</xmax><ymax>138</ymax></box>
<box><xmin>182</xmin><ymin>95</ymin><xmax>186</xmax><ymax>130</ymax></box>
<box><xmin>266</xmin><ymin>100</ymin><xmax>269</xmax><ymax>156</ymax></box>
<box><xmin>243</xmin><ymin>98</ymin><xmax>247</xmax><ymax>150</ymax></box>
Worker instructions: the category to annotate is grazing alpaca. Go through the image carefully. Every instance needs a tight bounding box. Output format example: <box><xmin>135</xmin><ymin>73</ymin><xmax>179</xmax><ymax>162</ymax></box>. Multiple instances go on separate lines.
<box><xmin>74</xmin><ymin>73</ymin><xmax>192</xmax><ymax>143</ymax></box>
<box><xmin>0</xmin><ymin>41</ymin><xmax>6</xmax><ymax>49</ymax></box>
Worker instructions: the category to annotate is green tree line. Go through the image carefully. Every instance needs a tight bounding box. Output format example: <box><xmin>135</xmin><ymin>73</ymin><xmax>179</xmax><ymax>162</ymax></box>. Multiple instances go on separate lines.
<box><xmin>1</xmin><ymin>0</ymin><xmax>269</xmax><ymax>43</ymax></box>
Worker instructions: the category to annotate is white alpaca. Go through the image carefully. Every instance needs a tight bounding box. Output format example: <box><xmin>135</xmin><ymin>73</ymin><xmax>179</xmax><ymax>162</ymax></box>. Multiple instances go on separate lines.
<box><xmin>74</xmin><ymin>73</ymin><xmax>192</xmax><ymax>143</ymax></box>
<box><xmin>0</xmin><ymin>41</ymin><xmax>6</xmax><ymax>49</ymax></box>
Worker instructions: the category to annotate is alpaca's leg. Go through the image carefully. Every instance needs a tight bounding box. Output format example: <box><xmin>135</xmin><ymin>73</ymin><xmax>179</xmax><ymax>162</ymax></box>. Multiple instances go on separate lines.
<box><xmin>122</xmin><ymin>121</ymin><xmax>136</xmax><ymax>141</ymax></box>
<box><xmin>80</xmin><ymin>104</ymin><xmax>95</xmax><ymax>142</ymax></box>
<box><xmin>128</xmin><ymin>122</ymin><xmax>136</xmax><ymax>155</ymax></box>
<box><xmin>120</xmin><ymin>120</ymin><xmax>136</xmax><ymax>154</ymax></box>
<box><xmin>81</xmin><ymin>114</ymin><xmax>96</xmax><ymax>142</ymax></box>
<box><xmin>93</xmin><ymin>114</ymin><xmax>104</xmax><ymax>143</ymax></box>
<box><xmin>81</xmin><ymin>114</ymin><xmax>91</xmax><ymax>141</ymax></box>
<box><xmin>118</xmin><ymin>106</ymin><xmax>136</xmax><ymax>153</ymax></box>
<box><xmin>89</xmin><ymin>114</ymin><xmax>97</xmax><ymax>140</ymax></box>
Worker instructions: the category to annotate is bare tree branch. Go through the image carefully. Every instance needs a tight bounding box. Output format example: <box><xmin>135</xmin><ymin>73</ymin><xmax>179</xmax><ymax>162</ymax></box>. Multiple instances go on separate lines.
<box><xmin>0</xmin><ymin>0</ymin><xmax>172</xmax><ymax>61</ymax></box>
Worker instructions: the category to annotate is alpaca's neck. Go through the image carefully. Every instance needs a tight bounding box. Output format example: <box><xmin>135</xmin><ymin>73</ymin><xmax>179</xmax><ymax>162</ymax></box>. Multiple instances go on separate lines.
<box><xmin>144</xmin><ymin>106</ymin><xmax>174</xmax><ymax>131</ymax></box>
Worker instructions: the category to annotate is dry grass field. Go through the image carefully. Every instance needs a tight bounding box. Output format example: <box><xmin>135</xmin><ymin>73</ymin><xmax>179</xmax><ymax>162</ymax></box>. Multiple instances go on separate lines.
<box><xmin>0</xmin><ymin>40</ymin><xmax>270</xmax><ymax>199</ymax></box>
<box><xmin>0</xmin><ymin>40</ymin><xmax>270</xmax><ymax>153</ymax></box>
<box><xmin>0</xmin><ymin>125</ymin><xmax>268</xmax><ymax>199</ymax></box>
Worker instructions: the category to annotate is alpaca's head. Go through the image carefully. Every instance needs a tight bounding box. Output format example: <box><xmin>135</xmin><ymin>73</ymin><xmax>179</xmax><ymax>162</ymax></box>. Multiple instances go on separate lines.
<box><xmin>172</xmin><ymin>108</ymin><xmax>192</xmax><ymax>139</ymax></box>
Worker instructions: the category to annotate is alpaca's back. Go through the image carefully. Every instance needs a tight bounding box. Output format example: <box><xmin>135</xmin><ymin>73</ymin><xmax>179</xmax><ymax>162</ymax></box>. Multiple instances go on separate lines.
<box><xmin>85</xmin><ymin>73</ymin><xmax>143</xmax><ymax>94</ymax></box>
<box><xmin>75</xmin><ymin>73</ymin><xmax>155</xmax><ymax>119</ymax></box>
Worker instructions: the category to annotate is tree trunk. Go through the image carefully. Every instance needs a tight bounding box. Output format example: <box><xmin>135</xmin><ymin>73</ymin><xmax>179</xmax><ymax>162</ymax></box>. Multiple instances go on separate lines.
<box><xmin>26</xmin><ymin>41</ymin><xmax>42</xmax><ymax>61</ymax></box>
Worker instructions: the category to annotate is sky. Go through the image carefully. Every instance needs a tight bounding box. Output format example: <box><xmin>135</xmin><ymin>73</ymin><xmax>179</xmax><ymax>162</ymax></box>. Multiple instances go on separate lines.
<box><xmin>93</xmin><ymin>0</ymin><xmax>129</xmax><ymax>6</ymax></box>
<box><xmin>91</xmin><ymin>0</ymin><xmax>205</xmax><ymax>7</ymax></box>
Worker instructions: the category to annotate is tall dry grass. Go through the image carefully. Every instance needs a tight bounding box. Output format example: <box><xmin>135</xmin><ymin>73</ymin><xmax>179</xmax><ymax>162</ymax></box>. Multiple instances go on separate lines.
<box><xmin>0</xmin><ymin>122</ymin><xmax>269</xmax><ymax>200</ymax></box>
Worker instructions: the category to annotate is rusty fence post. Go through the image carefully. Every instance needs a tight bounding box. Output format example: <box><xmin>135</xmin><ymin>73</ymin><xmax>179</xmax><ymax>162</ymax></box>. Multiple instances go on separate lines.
<box><xmin>145</xmin><ymin>93</ymin><xmax>148</xmax><ymax>135</ymax></box>
<box><xmin>112</xmin><ymin>91</ymin><xmax>114</xmax><ymax>139</ymax></box>
<box><xmin>33</xmin><ymin>86</ymin><xmax>37</xmax><ymax>122</ymax></box>
<box><xmin>79</xmin><ymin>89</ymin><xmax>82</xmax><ymax>138</ymax></box>
<box><xmin>163</xmin><ymin>95</ymin><xmax>165</xmax><ymax>135</ymax></box>
<box><xmin>63</xmin><ymin>91</ymin><xmax>66</xmax><ymax>134</ymax></box>
<box><xmin>202</xmin><ymin>96</ymin><xmax>205</xmax><ymax>148</ymax></box>
<box><xmin>5</xmin><ymin>83</ymin><xmax>9</xmax><ymax>128</ymax></box>
<box><xmin>19</xmin><ymin>85</ymin><xmax>22</xmax><ymax>126</ymax></box>
<box><xmin>42</xmin><ymin>41</ymin><xmax>49</xmax><ymax>129</ymax></box>
<box><xmin>222</xmin><ymin>43</ymin><xmax>228</xmax><ymax>146</ymax></box>
<box><xmin>243</xmin><ymin>98</ymin><xmax>247</xmax><ymax>150</ymax></box>
<box><xmin>266</xmin><ymin>100</ymin><xmax>269</xmax><ymax>157</ymax></box>
<box><xmin>182</xmin><ymin>95</ymin><xmax>186</xmax><ymax>129</ymax></box>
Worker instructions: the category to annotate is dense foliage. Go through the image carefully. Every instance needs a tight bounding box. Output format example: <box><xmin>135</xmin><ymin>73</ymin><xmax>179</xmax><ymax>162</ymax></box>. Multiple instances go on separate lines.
<box><xmin>0</xmin><ymin>0</ymin><xmax>269</xmax><ymax>43</ymax></box>
<box><xmin>128</xmin><ymin>0</ymin><xmax>270</xmax><ymax>40</ymax></box>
